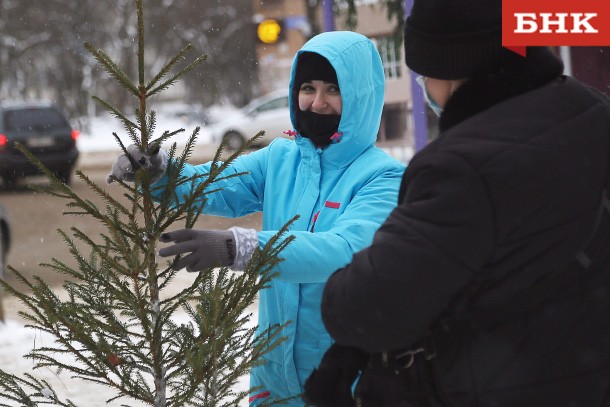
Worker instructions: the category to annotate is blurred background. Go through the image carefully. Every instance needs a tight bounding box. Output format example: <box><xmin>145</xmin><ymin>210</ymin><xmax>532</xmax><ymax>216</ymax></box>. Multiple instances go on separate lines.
<box><xmin>0</xmin><ymin>0</ymin><xmax>608</xmax><ymax>151</ymax></box>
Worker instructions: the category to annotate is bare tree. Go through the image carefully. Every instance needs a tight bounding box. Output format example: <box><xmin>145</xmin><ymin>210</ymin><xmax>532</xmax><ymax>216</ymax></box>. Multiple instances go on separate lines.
<box><xmin>0</xmin><ymin>0</ymin><xmax>259</xmax><ymax>116</ymax></box>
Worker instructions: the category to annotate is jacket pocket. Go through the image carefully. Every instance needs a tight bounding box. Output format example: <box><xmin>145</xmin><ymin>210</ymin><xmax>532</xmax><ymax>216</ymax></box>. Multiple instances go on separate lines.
<box><xmin>259</xmin><ymin>323</ymin><xmax>284</xmax><ymax>365</ymax></box>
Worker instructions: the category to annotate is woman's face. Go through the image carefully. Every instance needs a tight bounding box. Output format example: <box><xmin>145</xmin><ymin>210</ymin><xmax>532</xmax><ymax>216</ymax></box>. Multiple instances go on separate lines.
<box><xmin>298</xmin><ymin>80</ymin><xmax>342</xmax><ymax>115</ymax></box>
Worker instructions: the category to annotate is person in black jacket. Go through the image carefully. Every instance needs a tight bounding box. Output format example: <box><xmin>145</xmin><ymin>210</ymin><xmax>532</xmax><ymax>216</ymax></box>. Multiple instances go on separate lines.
<box><xmin>304</xmin><ymin>0</ymin><xmax>610</xmax><ymax>406</ymax></box>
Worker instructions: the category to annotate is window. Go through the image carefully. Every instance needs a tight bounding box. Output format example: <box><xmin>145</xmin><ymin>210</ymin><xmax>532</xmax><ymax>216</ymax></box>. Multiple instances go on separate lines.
<box><xmin>5</xmin><ymin>107</ymin><xmax>69</xmax><ymax>132</ymax></box>
<box><xmin>373</xmin><ymin>36</ymin><xmax>402</xmax><ymax>80</ymax></box>
<box><xmin>265</xmin><ymin>97</ymin><xmax>288</xmax><ymax>111</ymax></box>
<box><xmin>253</xmin><ymin>97</ymin><xmax>289</xmax><ymax>114</ymax></box>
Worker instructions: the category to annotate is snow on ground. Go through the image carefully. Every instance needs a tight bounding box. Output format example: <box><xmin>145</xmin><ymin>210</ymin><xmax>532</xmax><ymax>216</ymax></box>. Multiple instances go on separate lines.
<box><xmin>0</xmin><ymin>319</ymin><xmax>152</xmax><ymax>406</ymax></box>
<box><xmin>0</xmin><ymin>317</ymin><xmax>252</xmax><ymax>407</ymax></box>
<box><xmin>0</xmin><ymin>271</ymin><xmax>253</xmax><ymax>407</ymax></box>
<box><xmin>75</xmin><ymin>102</ymin><xmax>238</xmax><ymax>153</ymax></box>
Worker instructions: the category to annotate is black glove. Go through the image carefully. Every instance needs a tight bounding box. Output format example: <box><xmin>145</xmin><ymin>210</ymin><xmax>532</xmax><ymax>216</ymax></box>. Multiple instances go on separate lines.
<box><xmin>107</xmin><ymin>144</ymin><xmax>167</xmax><ymax>184</ymax></box>
<box><xmin>158</xmin><ymin>229</ymin><xmax>236</xmax><ymax>272</ymax></box>
<box><xmin>302</xmin><ymin>343</ymin><xmax>369</xmax><ymax>407</ymax></box>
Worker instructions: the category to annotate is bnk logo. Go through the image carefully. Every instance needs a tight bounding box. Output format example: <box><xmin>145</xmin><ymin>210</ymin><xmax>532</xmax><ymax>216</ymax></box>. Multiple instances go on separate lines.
<box><xmin>514</xmin><ymin>13</ymin><xmax>598</xmax><ymax>34</ymax></box>
<box><xmin>502</xmin><ymin>0</ymin><xmax>610</xmax><ymax>55</ymax></box>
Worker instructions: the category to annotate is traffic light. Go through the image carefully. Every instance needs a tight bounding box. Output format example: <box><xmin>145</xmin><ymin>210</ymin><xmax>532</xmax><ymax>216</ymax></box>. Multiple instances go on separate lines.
<box><xmin>256</xmin><ymin>18</ymin><xmax>285</xmax><ymax>44</ymax></box>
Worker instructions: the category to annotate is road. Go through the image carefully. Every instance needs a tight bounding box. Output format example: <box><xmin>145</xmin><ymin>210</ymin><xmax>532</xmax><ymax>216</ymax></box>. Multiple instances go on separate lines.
<box><xmin>0</xmin><ymin>158</ymin><xmax>262</xmax><ymax>319</ymax></box>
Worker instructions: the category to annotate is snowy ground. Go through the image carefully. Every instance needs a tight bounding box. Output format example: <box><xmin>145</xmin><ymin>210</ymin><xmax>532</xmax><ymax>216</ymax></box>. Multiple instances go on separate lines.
<box><xmin>0</xmin><ymin>290</ymin><xmax>253</xmax><ymax>407</ymax></box>
<box><xmin>0</xmin><ymin>273</ymin><xmax>254</xmax><ymax>406</ymax></box>
<box><xmin>0</xmin><ymin>265</ymin><xmax>253</xmax><ymax>406</ymax></box>
<box><xmin>74</xmin><ymin>102</ymin><xmax>232</xmax><ymax>153</ymax></box>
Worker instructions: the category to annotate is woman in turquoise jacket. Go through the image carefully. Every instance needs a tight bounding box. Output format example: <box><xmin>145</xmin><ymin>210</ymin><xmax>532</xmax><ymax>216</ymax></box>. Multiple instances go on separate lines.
<box><xmin>109</xmin><ymin>31</ymin><xmax>405</xmax><ymax>405</ymax></box>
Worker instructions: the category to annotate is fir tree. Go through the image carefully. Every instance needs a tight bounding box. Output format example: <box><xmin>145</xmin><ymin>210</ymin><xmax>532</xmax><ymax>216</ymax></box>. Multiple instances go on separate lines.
<box><xmin>0</xmin><ymin>1</ymin><xmax>292</xmax><ymax>406</ymax></box>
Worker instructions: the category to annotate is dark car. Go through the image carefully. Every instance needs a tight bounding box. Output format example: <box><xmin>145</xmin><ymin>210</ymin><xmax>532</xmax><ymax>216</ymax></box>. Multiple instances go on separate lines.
<box><xmin>0</xmin><ymin>102</ymin><xmax>80</xmax><ymax>187</ymax></box>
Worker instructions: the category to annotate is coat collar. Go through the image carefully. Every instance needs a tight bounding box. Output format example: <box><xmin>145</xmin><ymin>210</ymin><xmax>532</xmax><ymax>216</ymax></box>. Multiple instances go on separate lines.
<box><xmin>440</xmin><ymin>48</ymin><xmax>564</xmax><ymax>132</ymax></box>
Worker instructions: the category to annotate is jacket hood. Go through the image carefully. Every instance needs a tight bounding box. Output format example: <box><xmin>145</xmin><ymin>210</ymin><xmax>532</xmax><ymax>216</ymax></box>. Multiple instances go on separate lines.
<box><xmin>288</xmin><ymin>31</ymin><xmax>385</xmax><ymax>168</ymax></box>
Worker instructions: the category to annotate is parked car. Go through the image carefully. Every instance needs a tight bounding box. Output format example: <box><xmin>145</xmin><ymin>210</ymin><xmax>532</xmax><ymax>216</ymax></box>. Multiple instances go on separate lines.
<box><xmin>208</xmin><ymin>90</ymin><xmax>292</xmax><ymax>150</ymax></box>
<box><xmin>172</xmin><ymin>108</ymin><xmax>211</xmax><ymax>127</ymax></box>
<box><xmin>0</xmin><ymin>102</ymin><xmax>80</xmax><ymax>187</ymax></box>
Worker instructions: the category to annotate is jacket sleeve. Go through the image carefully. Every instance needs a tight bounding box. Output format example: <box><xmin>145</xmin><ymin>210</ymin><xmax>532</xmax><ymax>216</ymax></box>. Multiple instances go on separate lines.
<box><xmin>321</xmin><ymin>152</ymin><xmax>495</xmax><ymax>353</ymax></box>
<box><xmin>151</xmin><ymin>147</ymin><xmax>270</xmax><ymax>217</ymax></box>
<box><xmin>257</xmin><ymin>165</ymin><xmax>405</xmax><ymax>283</ymax></box>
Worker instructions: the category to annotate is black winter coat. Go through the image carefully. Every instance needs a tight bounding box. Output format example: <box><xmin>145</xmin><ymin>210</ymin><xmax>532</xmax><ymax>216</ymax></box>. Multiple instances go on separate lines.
<box><xmin>320</xmin><ymin>51</ymin><xmax>610</xmax><ymax>406</ymax></box>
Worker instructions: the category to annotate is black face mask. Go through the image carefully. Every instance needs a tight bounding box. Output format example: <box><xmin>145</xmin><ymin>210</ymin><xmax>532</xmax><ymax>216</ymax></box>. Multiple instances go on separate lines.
<box><xmin>296</xmin><ymin>110</ymin><xmax>341</xmax><ymax>147</ymax></box>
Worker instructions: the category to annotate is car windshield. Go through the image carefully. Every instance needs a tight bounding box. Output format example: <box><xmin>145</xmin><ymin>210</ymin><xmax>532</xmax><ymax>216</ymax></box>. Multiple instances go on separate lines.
<box><xmin>246</xmin><ymin>96</ymin><xmax>288</xmax><ymax>116</ymax></box>
<box><xmin>4</xmin><ymin>107</ymin><xmax>69</xmax><ymax>132</ymax></box>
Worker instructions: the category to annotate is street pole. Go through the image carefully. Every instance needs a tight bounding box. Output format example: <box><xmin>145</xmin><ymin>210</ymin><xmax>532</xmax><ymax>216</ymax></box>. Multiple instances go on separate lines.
<box><xmin>322</xmin><ymin>0</ymin><xmax>335</xmax><ymax>32</ymax></box>
<box><xmin>404</xmin><ymin>0</ymin><xmax>428</xmax><ymax>152</ymax></box>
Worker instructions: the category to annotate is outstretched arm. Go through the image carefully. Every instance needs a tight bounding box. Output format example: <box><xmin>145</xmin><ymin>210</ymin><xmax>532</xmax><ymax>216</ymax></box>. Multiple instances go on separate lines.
<box><xmin>151</xmin><ymin>146</ymin><xmax>271</xmax><ymax>217</ymax></box>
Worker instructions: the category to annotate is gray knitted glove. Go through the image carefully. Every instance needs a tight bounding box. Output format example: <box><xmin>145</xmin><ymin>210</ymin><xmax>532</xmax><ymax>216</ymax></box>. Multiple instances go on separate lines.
<box><xmin>159</xmin><ymin>229</ymin><xmax>236</xmax><ymax>272</ymax></box>
<box><xmin>107</xmin><ymin>144</ymin><xmax>167</xmax><ymax>184</ymax></box>
<box><xmin>158</xmin><ymin>227</ymin><xmax>258</xmax><ymax>272</ymax></box>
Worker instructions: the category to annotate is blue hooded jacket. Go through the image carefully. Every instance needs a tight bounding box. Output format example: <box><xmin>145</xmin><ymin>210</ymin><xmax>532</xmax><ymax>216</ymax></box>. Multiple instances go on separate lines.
<box><xmin>155</xmin><ymin>31</ymin><xmax>405</xmax><ymax>403</ymax></box>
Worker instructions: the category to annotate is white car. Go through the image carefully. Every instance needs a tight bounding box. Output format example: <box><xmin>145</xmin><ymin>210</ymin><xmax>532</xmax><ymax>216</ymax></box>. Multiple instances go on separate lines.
<box><xmin>208</xmin><ymin>90</ymin><xmax>293</xmax><ymax>150</ymax></box>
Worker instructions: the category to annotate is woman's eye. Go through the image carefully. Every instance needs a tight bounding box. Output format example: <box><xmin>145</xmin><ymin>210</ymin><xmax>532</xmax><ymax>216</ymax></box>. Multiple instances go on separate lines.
<box><xmin>328</xmin><ymin>86</ymin><xmax>340</xmax><ymax>94</ymax></box>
